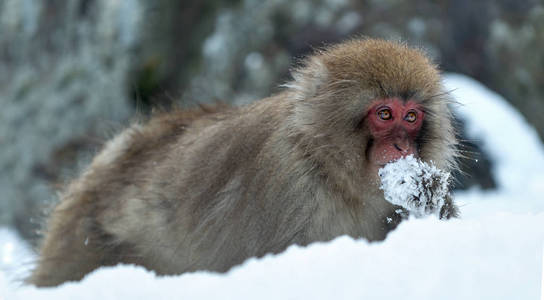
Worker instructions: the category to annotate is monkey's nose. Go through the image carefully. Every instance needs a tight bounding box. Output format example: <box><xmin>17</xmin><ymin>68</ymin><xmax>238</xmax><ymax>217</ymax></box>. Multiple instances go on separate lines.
<box><xmin>393</xmin><ymin>143</ymin><xmax>408</xmax><ymax>153</ymax></box>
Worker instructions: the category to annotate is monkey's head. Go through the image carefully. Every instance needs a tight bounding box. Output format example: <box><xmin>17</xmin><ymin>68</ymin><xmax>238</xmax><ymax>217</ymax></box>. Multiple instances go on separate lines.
<box><xmin>286</xmin><ymin>39</ymin><xmax>457</xmax><ymax>197</ymax></box>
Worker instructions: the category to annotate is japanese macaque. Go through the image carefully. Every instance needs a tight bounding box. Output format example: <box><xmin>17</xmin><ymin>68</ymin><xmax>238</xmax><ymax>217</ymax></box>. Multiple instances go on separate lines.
<box><xmin>30</xmin><ymin>38</ymin><xmax>458</xmax><ymax>287</ymax></box>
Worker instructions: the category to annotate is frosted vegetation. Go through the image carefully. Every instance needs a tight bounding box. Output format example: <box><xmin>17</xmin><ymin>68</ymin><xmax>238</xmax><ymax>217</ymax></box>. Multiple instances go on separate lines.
<box><xmin>379</xmin><ymin>155</ymin><xmax>451</xmax><ymax>218</ymax></box>
<box><xmin>1</xmin><ymin>75</ymin><xmax>543</xmax><ymax>299</ymax></box>
<box><xmin>0</xmin><ymin>0</ymin><xmax>140</xmax><ymax>233</ymax></box>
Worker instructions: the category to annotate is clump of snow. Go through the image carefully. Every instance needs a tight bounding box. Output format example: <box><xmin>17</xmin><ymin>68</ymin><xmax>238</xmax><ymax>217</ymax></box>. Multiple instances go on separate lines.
<box><xmin>379</xmin><ymin>155</ymin><xmax>451</xmax><ymax>218</ymax></box>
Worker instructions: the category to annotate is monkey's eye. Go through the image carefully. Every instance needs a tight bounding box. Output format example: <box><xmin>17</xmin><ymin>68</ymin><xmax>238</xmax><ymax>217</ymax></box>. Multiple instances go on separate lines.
<box><xmin>377</xmin><ymin>108</ymin><xmax>392</xmax><ymax>120</ymax></box>
<box><xmin>404</xmin><ymin>111</ymin><xmax>417</xmax><ymax>123</ymax></box>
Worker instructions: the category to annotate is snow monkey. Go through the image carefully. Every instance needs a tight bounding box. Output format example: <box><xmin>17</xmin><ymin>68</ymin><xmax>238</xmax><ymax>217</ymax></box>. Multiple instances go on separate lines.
<box><xmin>30</xmin><ymin>39</ymin><xmax>458</xmax><ymax>287</ymax></box>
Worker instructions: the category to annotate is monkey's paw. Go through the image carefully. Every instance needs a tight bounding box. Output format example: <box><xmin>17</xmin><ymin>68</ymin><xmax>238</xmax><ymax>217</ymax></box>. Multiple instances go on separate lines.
<box><xmin>378</xmin><ymin>155</ymin><xmax>452</xmax><ymax>218</ymax></box>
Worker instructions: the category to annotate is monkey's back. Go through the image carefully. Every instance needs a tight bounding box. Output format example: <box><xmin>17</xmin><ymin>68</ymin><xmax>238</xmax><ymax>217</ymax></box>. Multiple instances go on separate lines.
<box><xmin>31</xmin><ymin>96</ymin><xmax>322</xmax><ymax>285</ymax></box>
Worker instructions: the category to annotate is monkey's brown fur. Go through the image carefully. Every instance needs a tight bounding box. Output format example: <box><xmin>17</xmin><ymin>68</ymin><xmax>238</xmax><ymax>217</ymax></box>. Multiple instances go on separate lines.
<box><xmin>30</xmin><ymin>39</ymin><xmax>458</xmax><ymax>287</ymax></box>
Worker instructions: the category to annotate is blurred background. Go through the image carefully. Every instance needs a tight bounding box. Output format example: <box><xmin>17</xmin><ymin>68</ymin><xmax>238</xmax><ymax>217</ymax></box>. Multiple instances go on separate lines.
<box><xmin>1</xmin><ymin>0</ymin><xmax>542</xmax><ymax>246</ymax></box>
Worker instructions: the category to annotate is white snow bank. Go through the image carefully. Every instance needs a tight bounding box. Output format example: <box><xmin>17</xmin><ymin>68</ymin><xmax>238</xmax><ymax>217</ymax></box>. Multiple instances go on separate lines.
<box><xmin>0</xmin><ymin>228</ymin><xmax>34</xmax><ymax>280</ymax></box>
<box><xmin>1</xmin><ymin>74</ymin><xmax>543</xmax><ymax>299</ymax></box>
<box><xmin>444</xmin><ymin>74</ymin><xmax>544</xmax><ymax>218</ymax></box>
<box><xmin>445</xmin><ymin>74</ymin><xmax>544</xmax><ymax>193</ymax></box>
<box><xmin>379</xmin><ymin>155</ymin><xmax>451</xmax><ymax>218</ymax></box>
<box><xmin>5</xmin><ymin>213</ymin><xmax>543</xmax><ymax>300</ymax></box>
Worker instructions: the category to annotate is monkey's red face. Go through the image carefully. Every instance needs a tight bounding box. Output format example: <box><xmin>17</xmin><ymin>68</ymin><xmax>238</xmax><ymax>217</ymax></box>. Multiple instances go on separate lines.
<box><xmin>366</xmin><ymin>98</ymin><xmax>424</xmax><ymax>168</ymax></box>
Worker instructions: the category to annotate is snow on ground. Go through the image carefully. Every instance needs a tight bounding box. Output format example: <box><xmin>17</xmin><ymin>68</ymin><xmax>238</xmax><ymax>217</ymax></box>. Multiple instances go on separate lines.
<box><xmin>0</xmin><ymin>228</ymin><xmax>34</xmax><ymax>296</ymax></box>
<box><xmin>1</xmin><ymin>73</ymin><xmax>543</xmax><ymax>299</ymax></box>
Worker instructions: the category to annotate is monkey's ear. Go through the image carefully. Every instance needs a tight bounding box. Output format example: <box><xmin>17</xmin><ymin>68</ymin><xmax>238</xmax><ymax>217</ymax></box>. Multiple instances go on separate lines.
<box><xmin>283</xmin><ymin>57</ymin><xmax>329</xmax><ymax>101</ymax></box>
